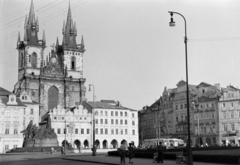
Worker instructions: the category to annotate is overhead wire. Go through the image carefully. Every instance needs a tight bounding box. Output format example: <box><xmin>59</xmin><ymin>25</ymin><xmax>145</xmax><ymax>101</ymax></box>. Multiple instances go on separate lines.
<box><xmin>0</xmin><ymin>0</ymin><xmax>46</xmax><ymax>22</ymax></box>
<box><xmin>0</xmin><ymin>0</ymin><xmax>90</xmax><ymax>44</ymax></box>
<box><xmin>188</xmin><ymin>37</ymin><xmax>240</xmax><ymax>42</ymax></box>
<box><xmin>0</xmin><ymin>0</ymin><xmax>62</xmax><ymax>30</ymax></box>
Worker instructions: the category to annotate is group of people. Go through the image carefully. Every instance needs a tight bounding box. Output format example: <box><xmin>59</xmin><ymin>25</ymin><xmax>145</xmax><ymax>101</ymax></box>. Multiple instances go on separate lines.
<box><xmin>118</xmin><ymin>142</ymin><xmax>135</xmax><ymax>164</ymax></box>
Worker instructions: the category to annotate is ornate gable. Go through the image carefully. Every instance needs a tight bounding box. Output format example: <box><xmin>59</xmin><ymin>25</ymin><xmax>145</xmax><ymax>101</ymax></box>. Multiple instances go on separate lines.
<box><xmin>43</xmin><ymin>50</ymin><xmax>64</xmax><ymax>76</ymax></box>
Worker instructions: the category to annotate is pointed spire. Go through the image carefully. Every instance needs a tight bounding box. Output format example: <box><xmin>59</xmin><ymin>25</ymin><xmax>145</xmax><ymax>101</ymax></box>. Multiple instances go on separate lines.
<box><xmin>36</xmin><ymin>16</ymin><xmax>39</xmax><ymax>32</ymax></box>
<box><xmin>24</xmin><ymin>29</ymin><xmax>27</xmax><ymax>41</ymax></box>
<box><xmin>42</xmin><ymin>30</ymin><xmax>46</xmax><ymax>44</ymax></box>
<box><xmin>62</xmin><ymin>34</ymin><xmax>65</xmax><ymax>45</ymax></box>
<box><xmin>70</xmin><ymin>19</ymin><xmax>74</xmax><ymax>35</ymax></box>
<box><xmin>74</xmin><ymin>22</ymin><xmax>77</xmax><ymax>36</ymax></box>
<box><xmin>17</xmin><ymin>31</ymin><xmax>21</xmax><ymax>48</ymax></box>
<box><xmin>62</xmin><ymin>20</ymin><xmax>65</xmax><ymax>35</ymax></box>
<box><xmin>80</xmin><ymin>35</ymin><xmax>85</xmax><ymax>52</ymax></box>
<box><xmin>24</xmin><ymin>15</ymin><xmax>28</xmax><ymax>28</ymax></box>
<box><xmin>28</xmin><ymin>0</ymin><xmax>35</xmax><ymax>26</ymax></box>
<box><xmin>17</xmin><ymin>31</ymin><xmax>21</xmax><ymax>43</ymax></box>
<box><xmin>56</xmin><ymin>37</ymin><xmax>59</xmax><ymax>47</ymax></box>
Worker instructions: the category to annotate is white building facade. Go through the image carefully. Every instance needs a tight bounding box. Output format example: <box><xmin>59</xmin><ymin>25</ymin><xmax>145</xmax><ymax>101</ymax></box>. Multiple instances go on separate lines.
<box><xmin>0</xmin><ymin>87</ymin><xmax>39</xmax><ymax>153</ymax></box>
<box><xmin>49</xmin><ymin>105</ymin><xmax>92</xmax><ymax>149</ymax></box>
<box><xmin>84</xmin><ymin>100</ymin><xmax>139</xmax><ymax>149</ymax></box>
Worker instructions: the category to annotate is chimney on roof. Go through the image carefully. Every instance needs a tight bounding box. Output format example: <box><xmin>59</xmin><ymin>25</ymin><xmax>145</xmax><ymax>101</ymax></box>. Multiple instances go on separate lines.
<box><xmin>214</xmin><ymin>83</ymin><xmax>220</xmax><ymax>90</ymax></box>
<box><xmin>116</xmin><ymin>100</ymin><xmax>121</xmax><ymax>107</ymax></box>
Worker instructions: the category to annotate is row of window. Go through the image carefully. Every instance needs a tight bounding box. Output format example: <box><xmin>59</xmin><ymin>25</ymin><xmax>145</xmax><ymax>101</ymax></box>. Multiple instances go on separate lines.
<box><xmin>222</xmin><ymin>123</ymin><xmax>238</xmax><ymax>132</ymax></box>
<box><xmin>195</xmin><ymin>125</ymin><xmax>216</xmax><ymax>134</ymax></box>
<box><xmin>53</xmin><ymin>116</ymin><xmax>87</xmax><ymax>120</ymax></box>
<box><xmin>96</xmin><ymin>119</ymin><xmax>135</xmax><ymax>125</ymax></box>
<box><xmin>221</xmin><ymin>102</ymin><xmax>237</xmax><ymax>108</ymax></box>
<box><xmin>4</xmin><ymin>127</ymin><xmax>18</xmax><ymax>134</ymax></box>
<box><xmin>96</xmin><ymin>128</ymin><xmax>135</xmax><ymax>135</ymax></box>
<box><xmin>57</xmin><ymin>128</ymin><xmax>90</xmax><ymax>135</ymax></box>
<box><xmin>222</xmin><ymin>111</ymin><xmax>240</xmax><ymax>119</ymax></box>
<box><xmin>56</xmin><ymin>128</ymin><xmax>136</xmax><ymax>135</ymax></box>
<box><xmin>65</xmin><ymin>51</ymin><xmax>81</xmax><ymax>55</ymax></box>
<box><xmin>95</xmin><ymin>111</ymin><xmax>135</xmax><ymax>118</ymax></box>
<box><xmin>194</xmin><ymin>112</ymin><xmax>215</xmax><ymax>120</ymax></box>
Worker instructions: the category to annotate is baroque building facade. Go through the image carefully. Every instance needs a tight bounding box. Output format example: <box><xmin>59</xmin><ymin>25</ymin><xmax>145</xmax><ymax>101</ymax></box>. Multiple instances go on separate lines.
<box><xmin>218</xmin><ymin>85</ymin><xmax>240</xmax><ymax>145</ymax></box>
<box><xmin>139</xmin><ymin>80</ymin><xmax>240</xmax><ymax>147</ymax></box>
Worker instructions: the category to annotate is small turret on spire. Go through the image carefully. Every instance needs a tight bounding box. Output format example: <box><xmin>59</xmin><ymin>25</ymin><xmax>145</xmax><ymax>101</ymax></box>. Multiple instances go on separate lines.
<box><xmin>24</xmin><ymin>29</ymin><xmax>27</xmax><ymax>41</ymax></box>
<box><xmin>42</xmin><ymin>30</ymin><xmax>46</xmax><ymax>45</ymax></box>
<box><xmin>36</xmin><ymin>16</ymin><xmax>39</xmax><ymax>32</ymax></box>
<box><xmin>74</xmin><ymin>22</ymin><xmax>77</xmax><ymax>36</ymax></box>
<box><xmin>56</xmin><ymin>37</ymin><xmax>59</xmax><ymax>48</ymax></box>
<box><xmin>70</xmin><ymin>19</ymin><xmax>74</xmax><ymax>36</ymax></box>
<box><xmin>80</xmin><ymin>35</ymin><xmax>85</xmax><ymax>52</ymax></box>
<box><xmin>62</xmin><ymin>20</ymin><xmax>65</xmax><ymax>35</ymax></box>
<box><xmin>24</xmin><ymin>15</ymin><xmax>28</xmax><ymax>28</ymax></box>
<box><xmin>62</xmin><ymin>34</ymin><xmax>65</xmax><ymax>45</ymax></box>
<box><xmin>17</xmin><ymin>31</ymin><xmax>21</xmax><ymax>48</ymax></box>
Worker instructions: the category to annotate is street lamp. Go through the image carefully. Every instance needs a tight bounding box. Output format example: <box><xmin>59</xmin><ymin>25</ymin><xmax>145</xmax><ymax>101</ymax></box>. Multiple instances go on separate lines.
<box><xmin>89</xmin><ymin>84</ymin><xmax>96</xmax><ymax>156</ymax></box>
<box><xmin>168</xmin><ymin>11</ymin><xmax>193</xmax><ymax>165</ymax></box>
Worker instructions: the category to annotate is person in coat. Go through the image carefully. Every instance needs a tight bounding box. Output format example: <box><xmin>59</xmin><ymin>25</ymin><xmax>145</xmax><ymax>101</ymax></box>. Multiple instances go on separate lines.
<box><xmin>119</xmin><ymin>141</ymin><xmax>127</xmax><ymax>164</ymax></box>
<box><xmin>157</xmin><ymin>142</ymin><xmax>164</xmax><ymax>163</ymax></box>
<box><xmin>128</xmin><ymin>143</ymin><xmax>135</xmax><ymax>164</ymax></box>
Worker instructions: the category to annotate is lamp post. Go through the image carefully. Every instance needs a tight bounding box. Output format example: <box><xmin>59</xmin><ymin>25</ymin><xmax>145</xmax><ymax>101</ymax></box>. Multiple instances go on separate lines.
<box><xmin>168</xmin><ymin>11</ymin><xmax>193</xmax><ymax>165</ymax></box>
<box><xmin>192</xmin><ymin>101</ymin><xmax>200</xmax><ymax>146</ymax></box>
<box><xmin>89</xmin><ymin>84</ymin><xmax>96</xmax><ymax>156</ymax></box>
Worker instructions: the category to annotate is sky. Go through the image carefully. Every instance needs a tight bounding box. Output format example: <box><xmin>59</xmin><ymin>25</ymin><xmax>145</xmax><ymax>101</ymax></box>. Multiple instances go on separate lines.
<box><xmin>0</xmin><ymin>0</ymin><xmax>240</xmax><ymax>110</ymax></box>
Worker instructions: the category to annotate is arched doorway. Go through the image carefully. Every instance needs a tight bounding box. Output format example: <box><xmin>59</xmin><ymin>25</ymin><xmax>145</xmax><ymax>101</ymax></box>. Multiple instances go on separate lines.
<box><xmin>111</xmin><ymin>139</ymin><xmax>118</xmax><ymax>149</ymax></box>
<box><xmin>95</xmin><ymin>140</ymin><xmax>100</xmax><ymax>149</ymax></box>
<box><xmin>62</xmin><ymin>140</ymin><xmax>70</xmax><ymax>149</ymax></box>
<box><xmin>83</xmin><ymin>140</ymin><xmax>89</xmax><ymax>149</ymax></box>
<box><xmin>121</xmin><ymin>139</ymin><xmax>127</xmax><ymax>145</ymax></box>
<box><xmin>48</xmin><ymin>86</ymin><xmax>59</xmax><ymax>111</ymax></box>
<box><xmin>206</xmin><ymin>137</ymin><xmax>211</xmax><ymax>145</ymax></box>
<box><xmin>74</xmin><ymin>139</ymin><xmax>81</xmax><ymax>150</ymax></box>
<box><xmin>103</xmin><ymin>140</ymin><xmax>108</xmax><ymax>149</ymax></box>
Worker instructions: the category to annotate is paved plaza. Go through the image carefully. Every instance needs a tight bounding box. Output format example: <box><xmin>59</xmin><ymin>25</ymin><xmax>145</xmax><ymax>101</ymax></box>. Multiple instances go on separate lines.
<box><xmin>0</xmin><ymin>151</ymin><xmax>236</xmax><ymax>165</ymax></box>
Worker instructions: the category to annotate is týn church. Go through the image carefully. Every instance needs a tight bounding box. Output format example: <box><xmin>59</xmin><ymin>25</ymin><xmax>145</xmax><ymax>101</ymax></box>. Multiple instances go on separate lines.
<box><xmin>0</xmin><ymin>0</ymin><xmax>139</xmax><ymax>153</ymax></box>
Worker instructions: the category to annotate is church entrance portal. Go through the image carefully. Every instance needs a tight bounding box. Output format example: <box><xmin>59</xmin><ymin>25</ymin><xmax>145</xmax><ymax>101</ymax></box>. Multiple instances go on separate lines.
<box><xmin>48</xmin><ymin>86</ymin><xmax>59</xmax><ymax>111</ymax></box>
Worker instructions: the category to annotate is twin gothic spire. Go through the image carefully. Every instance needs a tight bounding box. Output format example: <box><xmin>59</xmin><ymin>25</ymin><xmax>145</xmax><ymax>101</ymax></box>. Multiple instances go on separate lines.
<box><xmin>17</xmin><ymin>0</ymin><xmax>85</xmax><ymax>52</ymax></box>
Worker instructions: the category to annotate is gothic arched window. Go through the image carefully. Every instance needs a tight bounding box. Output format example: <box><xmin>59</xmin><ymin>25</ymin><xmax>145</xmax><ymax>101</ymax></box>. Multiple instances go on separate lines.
<box><xmin>71</xmin><ymin>56</ymin><xmax>76</xmax><ymax>70</ymax></box>
<box><xmin>31</xmin><ymin>52</ymin><xmax>37</xmax><ymax>68</ymax></box>
<box><xmin>48</xmin><ymin>86</ymin><xmax>59</xmax><ymax>111</ymax></box>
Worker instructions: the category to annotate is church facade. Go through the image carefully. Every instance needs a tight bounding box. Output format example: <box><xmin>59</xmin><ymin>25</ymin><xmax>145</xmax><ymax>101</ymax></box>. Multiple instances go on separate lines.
<box><xmin>13</xmin><ymin>0</ymin><xmax>86</xmax><ymax>118</ymax></box>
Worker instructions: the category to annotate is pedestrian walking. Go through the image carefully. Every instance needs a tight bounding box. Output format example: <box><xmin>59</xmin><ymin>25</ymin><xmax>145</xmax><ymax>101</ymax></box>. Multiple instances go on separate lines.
<box><xmin>61</xmin><ymin>146</ymin><xmax>65</xmax><ymax>155</ymax></box>
<box><xmin>119</xmin><ymin>141</ymin><xmax>127</xmax><ymax>164</ymax></box>
<box><xmin>128</xmin><ymin>143</ymin><xmax>135</xmax><ymax>164</ymax></box>
<box><xmin>157</xmin><ymin>142</ymin><xmax>164</xmax><ymax>163</ymax></box>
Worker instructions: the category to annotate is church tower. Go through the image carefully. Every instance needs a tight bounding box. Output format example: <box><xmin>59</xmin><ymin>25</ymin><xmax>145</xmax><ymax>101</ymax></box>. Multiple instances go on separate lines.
<box><xmin>17</xmin><ymin>0</ymin><xmax>46</xmax><ymax>81</ymax></box>
<box><xmin>14</xmin><ymin>0</ymin><xmax>86</xmax><ymax>117</ymax></box>
<box><xmin>15</xmin><ymin>0</ymin><xmax>45</xmax><ymax>104</ymax></box>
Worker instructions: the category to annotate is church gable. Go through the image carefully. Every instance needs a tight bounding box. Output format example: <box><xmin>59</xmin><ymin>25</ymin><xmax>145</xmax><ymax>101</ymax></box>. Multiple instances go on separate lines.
<box><xmin>43</xmin><ymin>50</ymin><xmax>64</xmax><ymax>76</ymax></box>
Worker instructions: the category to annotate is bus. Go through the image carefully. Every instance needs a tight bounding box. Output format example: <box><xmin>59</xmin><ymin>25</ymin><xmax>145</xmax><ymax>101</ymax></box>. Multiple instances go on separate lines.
<box><xmin>143</xmin><ymin>138</ymin><xmax>185</xmax><ymax>149</ymax></box>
